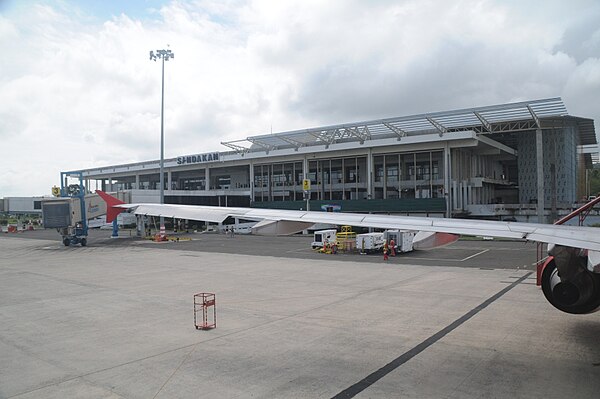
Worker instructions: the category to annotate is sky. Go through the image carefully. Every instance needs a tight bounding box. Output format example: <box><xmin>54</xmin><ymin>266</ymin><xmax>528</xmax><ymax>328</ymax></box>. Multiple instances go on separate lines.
<box><xmin>1</xmin><ymin>0</ymin><xmax>599</xmax><ymax>197</ymax></box>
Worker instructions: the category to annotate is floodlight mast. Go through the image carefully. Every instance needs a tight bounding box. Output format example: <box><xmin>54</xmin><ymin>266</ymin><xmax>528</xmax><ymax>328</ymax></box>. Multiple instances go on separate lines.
<box><xmin>149</xmin><ymin>48</ymin><xmax>174</xmax><ymax>237</ymax></box>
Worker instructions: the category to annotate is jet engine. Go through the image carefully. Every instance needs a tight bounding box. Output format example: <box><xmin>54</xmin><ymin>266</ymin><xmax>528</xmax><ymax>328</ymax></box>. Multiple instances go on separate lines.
<box><xmin>541</xmin><ymin>248</ymin><xmax>600</xmax><ymax>314</ymax></box>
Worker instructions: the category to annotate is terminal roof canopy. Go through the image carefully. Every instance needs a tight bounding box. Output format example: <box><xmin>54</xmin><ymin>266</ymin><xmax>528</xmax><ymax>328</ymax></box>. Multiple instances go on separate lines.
<box><xmin>71</xmin><ymin>97</ymin><xmax>597</xmax><ymax>177</ymax></box>
<box><xmin>221</xmin><ymin>97</ymin><xmax>597</xmax><ymax>163</ymax></box>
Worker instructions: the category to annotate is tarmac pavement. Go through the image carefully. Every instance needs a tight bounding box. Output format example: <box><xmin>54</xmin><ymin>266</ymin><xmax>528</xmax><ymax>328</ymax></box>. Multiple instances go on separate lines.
<box><xmin>6</xmin><ymin>228</ymin><xmax>538</xmax><ymax>269</ymax></box>
<box><xmin>0</xmin><ymin>232</ymin><xmax>599</xmax><ymax>398</ymax></box>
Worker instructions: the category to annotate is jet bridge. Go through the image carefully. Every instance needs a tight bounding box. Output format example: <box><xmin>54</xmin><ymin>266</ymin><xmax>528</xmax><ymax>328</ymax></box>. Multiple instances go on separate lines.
<box><xmin>42</xmin><ymin>171</ymin><xmax>129</xmax><ymax>246</ymax></box>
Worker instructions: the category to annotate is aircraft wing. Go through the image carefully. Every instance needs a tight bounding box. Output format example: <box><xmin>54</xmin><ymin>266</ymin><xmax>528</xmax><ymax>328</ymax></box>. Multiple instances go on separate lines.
<box><xmin>114</xmin><ymin>202</ymin><xmax>600</xmax><ymax>252</ymax></box>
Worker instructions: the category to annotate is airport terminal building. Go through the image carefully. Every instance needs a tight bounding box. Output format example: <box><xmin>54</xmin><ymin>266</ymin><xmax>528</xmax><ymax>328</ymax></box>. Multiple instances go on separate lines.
<box><xmin>66</xmin><ymin>98</ymin><xmax>598</xmax><ymax>222</ymax></box>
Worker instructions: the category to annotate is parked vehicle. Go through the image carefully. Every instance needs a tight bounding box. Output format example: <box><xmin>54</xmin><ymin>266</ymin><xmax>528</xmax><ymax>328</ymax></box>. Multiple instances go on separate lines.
<box><xmin>312</xmin><ymin>229</ymin><xmax>337</xmax><ymax>249</ymax></box>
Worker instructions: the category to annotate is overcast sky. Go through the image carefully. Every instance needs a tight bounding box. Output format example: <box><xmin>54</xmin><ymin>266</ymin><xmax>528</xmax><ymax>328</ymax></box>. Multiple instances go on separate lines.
<box><xmin>1</xmin><ymin>0</ymin><xmax>599</xmax><ymax>197</ymax></box>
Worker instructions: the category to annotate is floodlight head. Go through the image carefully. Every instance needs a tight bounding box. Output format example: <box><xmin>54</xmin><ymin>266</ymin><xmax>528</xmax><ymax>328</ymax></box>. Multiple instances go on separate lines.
<box><xmin>149</xmin><ymin>48</ymin><xmax>173</xmax><ymax>61</ymax></box>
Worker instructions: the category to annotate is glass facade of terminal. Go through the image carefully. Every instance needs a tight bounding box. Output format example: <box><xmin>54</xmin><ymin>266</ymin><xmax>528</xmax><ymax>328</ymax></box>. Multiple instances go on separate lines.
<box><xmin>253</xmin><ymin>162</ymin><xmax>304</xmax><ymax>201</ymax></box>
<box><xmin>373</xmin><ymin>151</ymin><xmax>444</xmax><ymax>200</ymax></box>
<box><xmin>249</xmin><ymin>150</ymin><xmax>444</xmax><ymax>202</ymax></box>
<box><xmin>305</xmin><ymin>157</ymin><xmax>368</xmax><ymax>201</ymax></box>
<box><xmin>105</xmin><ymin>149</ymin><xmax>446</xmax><ymax>204</ymax></box>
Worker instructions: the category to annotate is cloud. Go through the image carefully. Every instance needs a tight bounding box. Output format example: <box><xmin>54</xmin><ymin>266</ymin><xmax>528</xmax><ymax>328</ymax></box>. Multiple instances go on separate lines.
<box><xmin>0</xmin><ymin>0</ymin><xmax>599</xmax><ymax>197</ymax></box>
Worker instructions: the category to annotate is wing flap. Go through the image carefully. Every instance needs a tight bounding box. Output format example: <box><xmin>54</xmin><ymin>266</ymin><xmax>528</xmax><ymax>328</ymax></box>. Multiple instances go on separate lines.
<box><xmin>413</xmin><ymin>232</ymin><xmax>460</xmax><ymax>250</ymax></box>
<box><xmin>251</xmin><ymin>220</ymin><xmax>315</xmax><ymax>235</ymax></box>
<box><xmin>124</xmin><ymin>204</ymin><xmax>234</xmax><ymax>223</ymax></box>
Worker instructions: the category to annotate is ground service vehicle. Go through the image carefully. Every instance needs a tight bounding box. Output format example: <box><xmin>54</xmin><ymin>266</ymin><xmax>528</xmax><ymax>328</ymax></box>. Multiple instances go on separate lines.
<box><xmin>384</xmin><ymin>230</ymin><xmax>415</xmax><ymax>253</ymax></box>
<box><xmin>356</xmin><ymin>232</ymin><xmax>385</xmax><ymax>253</ymax></box>
<box><xmin>312</xmin><ymin>229</ymin><xmax>337</xmax><ymax>249</ymax></box>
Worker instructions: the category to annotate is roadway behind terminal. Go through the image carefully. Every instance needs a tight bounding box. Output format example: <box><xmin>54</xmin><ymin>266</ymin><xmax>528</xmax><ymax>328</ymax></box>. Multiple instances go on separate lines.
<box><xmin>1</xmin><ymin>230</ymin><xmax>598</xmax><ymax>398</ymax></box>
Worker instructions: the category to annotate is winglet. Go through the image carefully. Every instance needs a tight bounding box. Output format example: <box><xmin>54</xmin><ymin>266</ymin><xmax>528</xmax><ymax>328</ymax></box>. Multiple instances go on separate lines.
<box><xmin>95</xmin><ymin>190</ymin><xmax>126</xmax><ymax>223</ymax></box>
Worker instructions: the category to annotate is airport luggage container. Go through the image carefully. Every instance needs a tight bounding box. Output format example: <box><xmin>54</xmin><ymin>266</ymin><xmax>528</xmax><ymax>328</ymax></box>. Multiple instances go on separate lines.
<box><xmin>384</xmin><ymin>230</ymin><xmax>415</xmax><ymax>253</ymax></box>
<box><xmin>356</xmin><ymin>232</ymin><xmax>385</xmax><ymax>253</ymax></box>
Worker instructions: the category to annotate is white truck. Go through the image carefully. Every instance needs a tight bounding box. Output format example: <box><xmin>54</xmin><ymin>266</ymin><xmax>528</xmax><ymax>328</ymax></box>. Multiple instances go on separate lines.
<box><xmin>312</xmin><ymin>229</ymin><xmax>337</xmax><ymax>249</ymax></box>
<box><xmin>356</xmin><ymin>232</ymin><xmax>385</xmax><ymax>253</ymax></box>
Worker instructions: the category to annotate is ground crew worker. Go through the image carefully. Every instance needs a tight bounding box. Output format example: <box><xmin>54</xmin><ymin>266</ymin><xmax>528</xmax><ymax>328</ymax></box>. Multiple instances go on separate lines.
<box><xmin>383</xmin><ymin>242</ymin><xmax>389</xmax><ymax>261</ymax></box>
<box><xmin>389</xmin><ymin>238</ymin><xmax>396</xmax><ymax>257</ymax></box>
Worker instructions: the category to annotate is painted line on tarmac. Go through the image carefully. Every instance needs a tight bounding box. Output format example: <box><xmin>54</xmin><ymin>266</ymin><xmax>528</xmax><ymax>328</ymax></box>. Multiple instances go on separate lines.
<box><xmin>404</xmin><ymin>249</ymin><xmax>487</xmax><ymax>262</ymax></box>
<box><xmin>286</xmin><ymin>248</ymin><xmax>314</xmax><ymax>253</ymax></box>
<box><xmin>460</xmin><ymin>248</ymin><xmax>489</xmax><ymax>261</ymax></box>
<box><xmin>331</xmin><ymin>272</ymin><xmax>533</xmax><ymax>399</ymax></box>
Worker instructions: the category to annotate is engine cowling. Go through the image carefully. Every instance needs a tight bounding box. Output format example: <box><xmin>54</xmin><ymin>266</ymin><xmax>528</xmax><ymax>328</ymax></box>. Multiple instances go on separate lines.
<box><xmin>541</xmin><ymin>257</ymin><xmax>600</xmax><ymax>314</ymax></box>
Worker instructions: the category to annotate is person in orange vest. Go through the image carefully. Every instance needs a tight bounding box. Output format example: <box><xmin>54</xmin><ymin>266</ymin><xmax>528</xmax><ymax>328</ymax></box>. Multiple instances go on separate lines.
<box><xmin>389</xmin><ymin>238</ymin><xmax>396</xmax><ymax>257</ymax></box>
<box><xmin>383</xmin><ymin>241</ymin><xmax>389</xmax><ymax>261</ymax></box>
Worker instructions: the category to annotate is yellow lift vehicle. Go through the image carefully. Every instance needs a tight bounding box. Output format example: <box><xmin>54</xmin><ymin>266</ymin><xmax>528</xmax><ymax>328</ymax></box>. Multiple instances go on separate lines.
<box><xmin>336</xmin><ymin>225</ymin><xmax>356</xmax><ymax>252</ymax></box>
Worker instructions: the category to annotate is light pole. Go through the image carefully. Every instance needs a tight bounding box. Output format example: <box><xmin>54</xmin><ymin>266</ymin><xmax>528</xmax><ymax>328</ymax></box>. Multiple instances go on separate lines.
<box><xmin>149</xmin><ymin>48</ymin><xmax>174</xmax><ymax>237</ymax></box>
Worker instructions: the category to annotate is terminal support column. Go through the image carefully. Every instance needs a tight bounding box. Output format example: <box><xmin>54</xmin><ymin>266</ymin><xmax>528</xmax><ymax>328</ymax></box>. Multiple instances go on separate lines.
<box><xmin>205</xmin><ymin>167</ymin><xmax>210</xmax><ymax>191</ymax></box>
<box><xmin>136</xmin><ymin>215</ymin><xmax>144</xmax><ymax>237</ymax></box>
<box><xmin>303</xmin><ymin>156</ymin><xmax>310</xmax><ymax>212</ymax></box>
<box><xmin>249</xmin><ymin>161</ymin><xmax>254</xmax><ymax>202</ymax></box>
<box><xmin>444</xmin><ymin>143</ymin><xmax>452</xmax><ymax>218</ymax></box>
<box><xmin>367</xmin><ymin>148</ymin><xmax>373</xmax><ymax>199</ymax></box>
<box><xmin>536</xmin><ymin>128</ymin><xmax>545</xmax><ymax>223</ymax></box>
<box><xmin>167</xmin><ymin>170</ymin><xmax>172</xmax><ymax>192</ymax></box>
<box><xmin>302</xmin><ymin>157</ymin><xmax>308</xmax><ymax>182</ymax></box>
<box><xmin>303</xmin><ymin>156</ymin><xmax>309</xmax><ymax>183</ymax></box>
